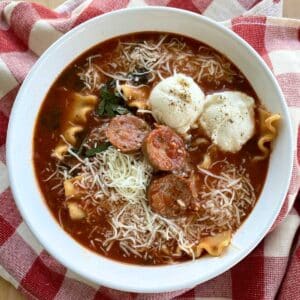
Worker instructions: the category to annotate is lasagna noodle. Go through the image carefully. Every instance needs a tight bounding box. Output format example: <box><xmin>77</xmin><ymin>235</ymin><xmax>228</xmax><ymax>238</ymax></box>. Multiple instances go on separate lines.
<box><xmin>53</xmin><ymin>93</ymin><xmax>97</xmax><ymax>160</ymax></box>
<box><xmin>67</xmin><ymin>202</ymin><xmax>86</xmax><ymax>220</ymax></box>
<box><xmin>193</xmin><ymin>231</ymin><xmax>231</xmax><ymax>257</ymax></box>
<box><xmin>255</xmin><ymin>108</ymin><xmax>281</xmax><ymax>161</ymax></box>
<box><xmin>64</xmin><ymin>176</ymin><xmax>84</xmax><ymax>198</ymax></box>
<box><xmin>120</xmin><ymin>84</ymin><xmax>150</xmax><ymax>109</ymax></box>
<box><xmin>64</xmin><ymin>176</ymin><xmax>87</xmax><ymax>220</ymax></box>
<box><xmin>169</xmin><ymin>231</ymin><xmax>231</xmax><ymax>258</ymax></box>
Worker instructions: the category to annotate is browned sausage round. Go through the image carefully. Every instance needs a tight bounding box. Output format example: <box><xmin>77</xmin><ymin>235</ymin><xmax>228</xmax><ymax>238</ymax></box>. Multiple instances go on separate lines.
<box><xmin>143</xmin><ymin>126</ymin><xmax>186</xmax><ymax>171</ymax></box>
<box><xmin>148</xmin><ymin>174</ymin><xmax>194</xmax><ymax>218</ymax></box>
<box><xmin>106</xmin><ymin>115</ymin><xmax>150</xmax><ymax>153</ymax></box>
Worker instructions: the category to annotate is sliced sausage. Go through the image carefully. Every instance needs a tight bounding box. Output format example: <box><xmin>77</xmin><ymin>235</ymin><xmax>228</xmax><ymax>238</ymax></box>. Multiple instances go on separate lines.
<box><xmin>106</xmin><ymin>115</ymin><xmax>150</xmax><ymax>153</ymax></box>
<box><xmin>143</xmin><ymin>126</ymin><xmax>186</xmax><ymax>171</ymax></box>
<box><xmin>85</xmin><ymin>123</ymin><xmax>109</xmax><ymax>148</ymax></box>
<box><xmin>148</xmin><ymin>174</ymin><xmax>194</xmax><ymax>218</ymax></box>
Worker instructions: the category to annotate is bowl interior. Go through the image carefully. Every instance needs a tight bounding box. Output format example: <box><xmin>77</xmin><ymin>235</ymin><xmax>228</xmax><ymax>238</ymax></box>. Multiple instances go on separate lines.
<box><xmin>7</xmin><ymin>7</ymin><xmax>293</xmax><ymax>293</ymax></box>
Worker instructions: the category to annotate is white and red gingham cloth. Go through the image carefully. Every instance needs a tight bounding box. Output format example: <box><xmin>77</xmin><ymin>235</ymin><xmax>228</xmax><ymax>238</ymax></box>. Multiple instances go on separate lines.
<box><xmin>0</xmin><ymin>0</ymin><xmax>299</xmax><ymax>299</ymax></box>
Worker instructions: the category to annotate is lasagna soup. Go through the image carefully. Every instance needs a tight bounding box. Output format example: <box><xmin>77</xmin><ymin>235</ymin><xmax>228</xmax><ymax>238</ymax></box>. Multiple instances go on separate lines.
<box><xmin>34</xmin><ymin>33</ymin><xmax>280</xmax><ymax>265</ymax></box>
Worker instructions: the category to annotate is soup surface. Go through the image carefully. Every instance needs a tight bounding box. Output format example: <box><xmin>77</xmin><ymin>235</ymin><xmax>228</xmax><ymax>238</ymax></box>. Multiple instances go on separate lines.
<box><xmin>34</xmin><ymin>33</ymin><xmax>279</xmax><ymax>265</ymax></box>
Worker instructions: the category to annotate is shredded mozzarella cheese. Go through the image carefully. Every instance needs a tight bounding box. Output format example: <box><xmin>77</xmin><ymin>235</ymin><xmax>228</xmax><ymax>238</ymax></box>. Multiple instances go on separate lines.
<box><xmin>77</xmin><ymin>35</ymin><xmax>241</xmax><ymax>94</ymax></box>
<box><xmin>89</xmin><ymin>147</ymin><xmax>153</xmax><ymax>204</ymax></box>
<box><xmin>47</xmin><ymin>143</ymin><xmax>256</xmax><ymax>262</ymax></box>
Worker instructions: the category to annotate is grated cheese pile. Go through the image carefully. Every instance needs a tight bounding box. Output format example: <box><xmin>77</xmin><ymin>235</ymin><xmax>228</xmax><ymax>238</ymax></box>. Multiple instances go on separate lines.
<box><xmin>196</xmin><ymin>161</ymin><xmax>256</xmax><ymax>235</ymax></box>
<box><xmin>77</xmin><ymin>54</ymin><xmax>104</xmax><ymax>92</ymax></box>
<box><xmin>77</xmin><ymin>35</ymin><xmax>241</xmax><ymax>93</ymax></box>
<box><xmin>79</xmin><ymin>146</ymin><xmax>153</xmax><ymax>204</ymax></box>
<box><xmin>48</xmin><ymin>142</ymin><xmax>256</xmax><ymax>262</ymax></box>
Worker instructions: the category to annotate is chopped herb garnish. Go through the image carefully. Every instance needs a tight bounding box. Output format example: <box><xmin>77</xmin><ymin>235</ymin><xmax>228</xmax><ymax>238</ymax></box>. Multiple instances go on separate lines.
<box><xmin>113</xmin><ymin>105</ymin><xmax>129</xmax><ymax>115</ymax></box>
<box><xmin>97</xmin><ymin>84</ymin><xmax>129</xmax><ymax>117</ymax></box>
<box><xmin>105</xmin><ymin>103</ymin><xmax>115</xmax><ymax>117</ymax></box>
<box><xmin>85</xmin><ymin>142</ymin><xmax>111</xmax><ymax>157</ymax></box>
<box><xmin>100</xmin><ymin>85</ymin><xmax>120</xmax><ymax>104</ymax></box>
<box><xmin>97</xmin><ymin>98</ymin><xmax>106</xmax><ymax>115</ymax></box>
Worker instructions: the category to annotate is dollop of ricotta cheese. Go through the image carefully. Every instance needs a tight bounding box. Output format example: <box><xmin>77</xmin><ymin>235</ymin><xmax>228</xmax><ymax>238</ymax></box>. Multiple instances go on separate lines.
<box><xmin>149</xmin><ymin>74</ymin><xmax>205</xmax><ymax>134</ymax></box>
<box><xmin>200</xmin><ymin>91</ymin><xmax>255</xmax><ymax>153</ymax></box>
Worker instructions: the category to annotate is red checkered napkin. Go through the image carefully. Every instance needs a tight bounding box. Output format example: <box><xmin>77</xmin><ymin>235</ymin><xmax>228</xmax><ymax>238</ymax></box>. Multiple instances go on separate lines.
<box><xmin>0</xmin><ymin>0</ymin><xmax>299</xmax><ymax>299</ymax></box>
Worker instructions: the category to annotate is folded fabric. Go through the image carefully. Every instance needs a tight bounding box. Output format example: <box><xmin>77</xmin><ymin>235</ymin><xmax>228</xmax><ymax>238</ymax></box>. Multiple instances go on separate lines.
<box><xmin>0</xmin><ymin>0</ymin><xmax>299</xmax><ymax>299</ymax></box>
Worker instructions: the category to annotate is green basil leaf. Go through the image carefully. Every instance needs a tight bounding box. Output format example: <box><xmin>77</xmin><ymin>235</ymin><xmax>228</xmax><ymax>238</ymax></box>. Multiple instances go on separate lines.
<box><xmin>114</xmin><ymin>105</ymin><xmax>129</xmax><ymax>115</ymax></box>
<box><xmin>105</xmin><ymin>103</ymin><xmax>116</xmax><ymax>117</ymax></box>
<box><xmin>100</xmin><ymin>86</ymin><xmax>120</xmax><ymax>104</ymax></box>
<box><xmin>97</xmin><ymin>84</ymin><xmax>129</xmax><ymax>117</ymax></box>
<box><xmin>97</xmin><ymin>99</ymin><xmax>106</xmax><ymax>116</ymax></box>
<box><xmin>85</xmin><ymin>142</ymin><xmax>111</xmax><ymax>157</ymax></box>
<box><xmin>110</xmin><ymin>95</ymin><xmax>121</xmax><ymax>104</ymax></box>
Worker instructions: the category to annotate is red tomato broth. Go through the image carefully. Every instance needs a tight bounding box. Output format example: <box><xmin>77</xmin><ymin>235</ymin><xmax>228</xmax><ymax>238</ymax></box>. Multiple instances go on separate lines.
<box><xmin>33</xmin><ymin>32</ymin><xmax>269</xmax><ymax>265</ymax></box>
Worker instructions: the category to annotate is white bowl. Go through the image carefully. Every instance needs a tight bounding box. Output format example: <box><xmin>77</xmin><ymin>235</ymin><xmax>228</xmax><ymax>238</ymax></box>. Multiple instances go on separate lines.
<box><xmin>7</xmin><ymin>7</ymin><xmax>293</xmax><ymax>293</ymax></box>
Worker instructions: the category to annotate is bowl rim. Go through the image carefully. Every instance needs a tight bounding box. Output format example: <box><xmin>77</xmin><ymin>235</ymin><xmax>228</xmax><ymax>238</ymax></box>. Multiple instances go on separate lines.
<box><xmin>6</xmin><ymin>6</ymin><xmax>294</xmax><ymax>293</ymax></box>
